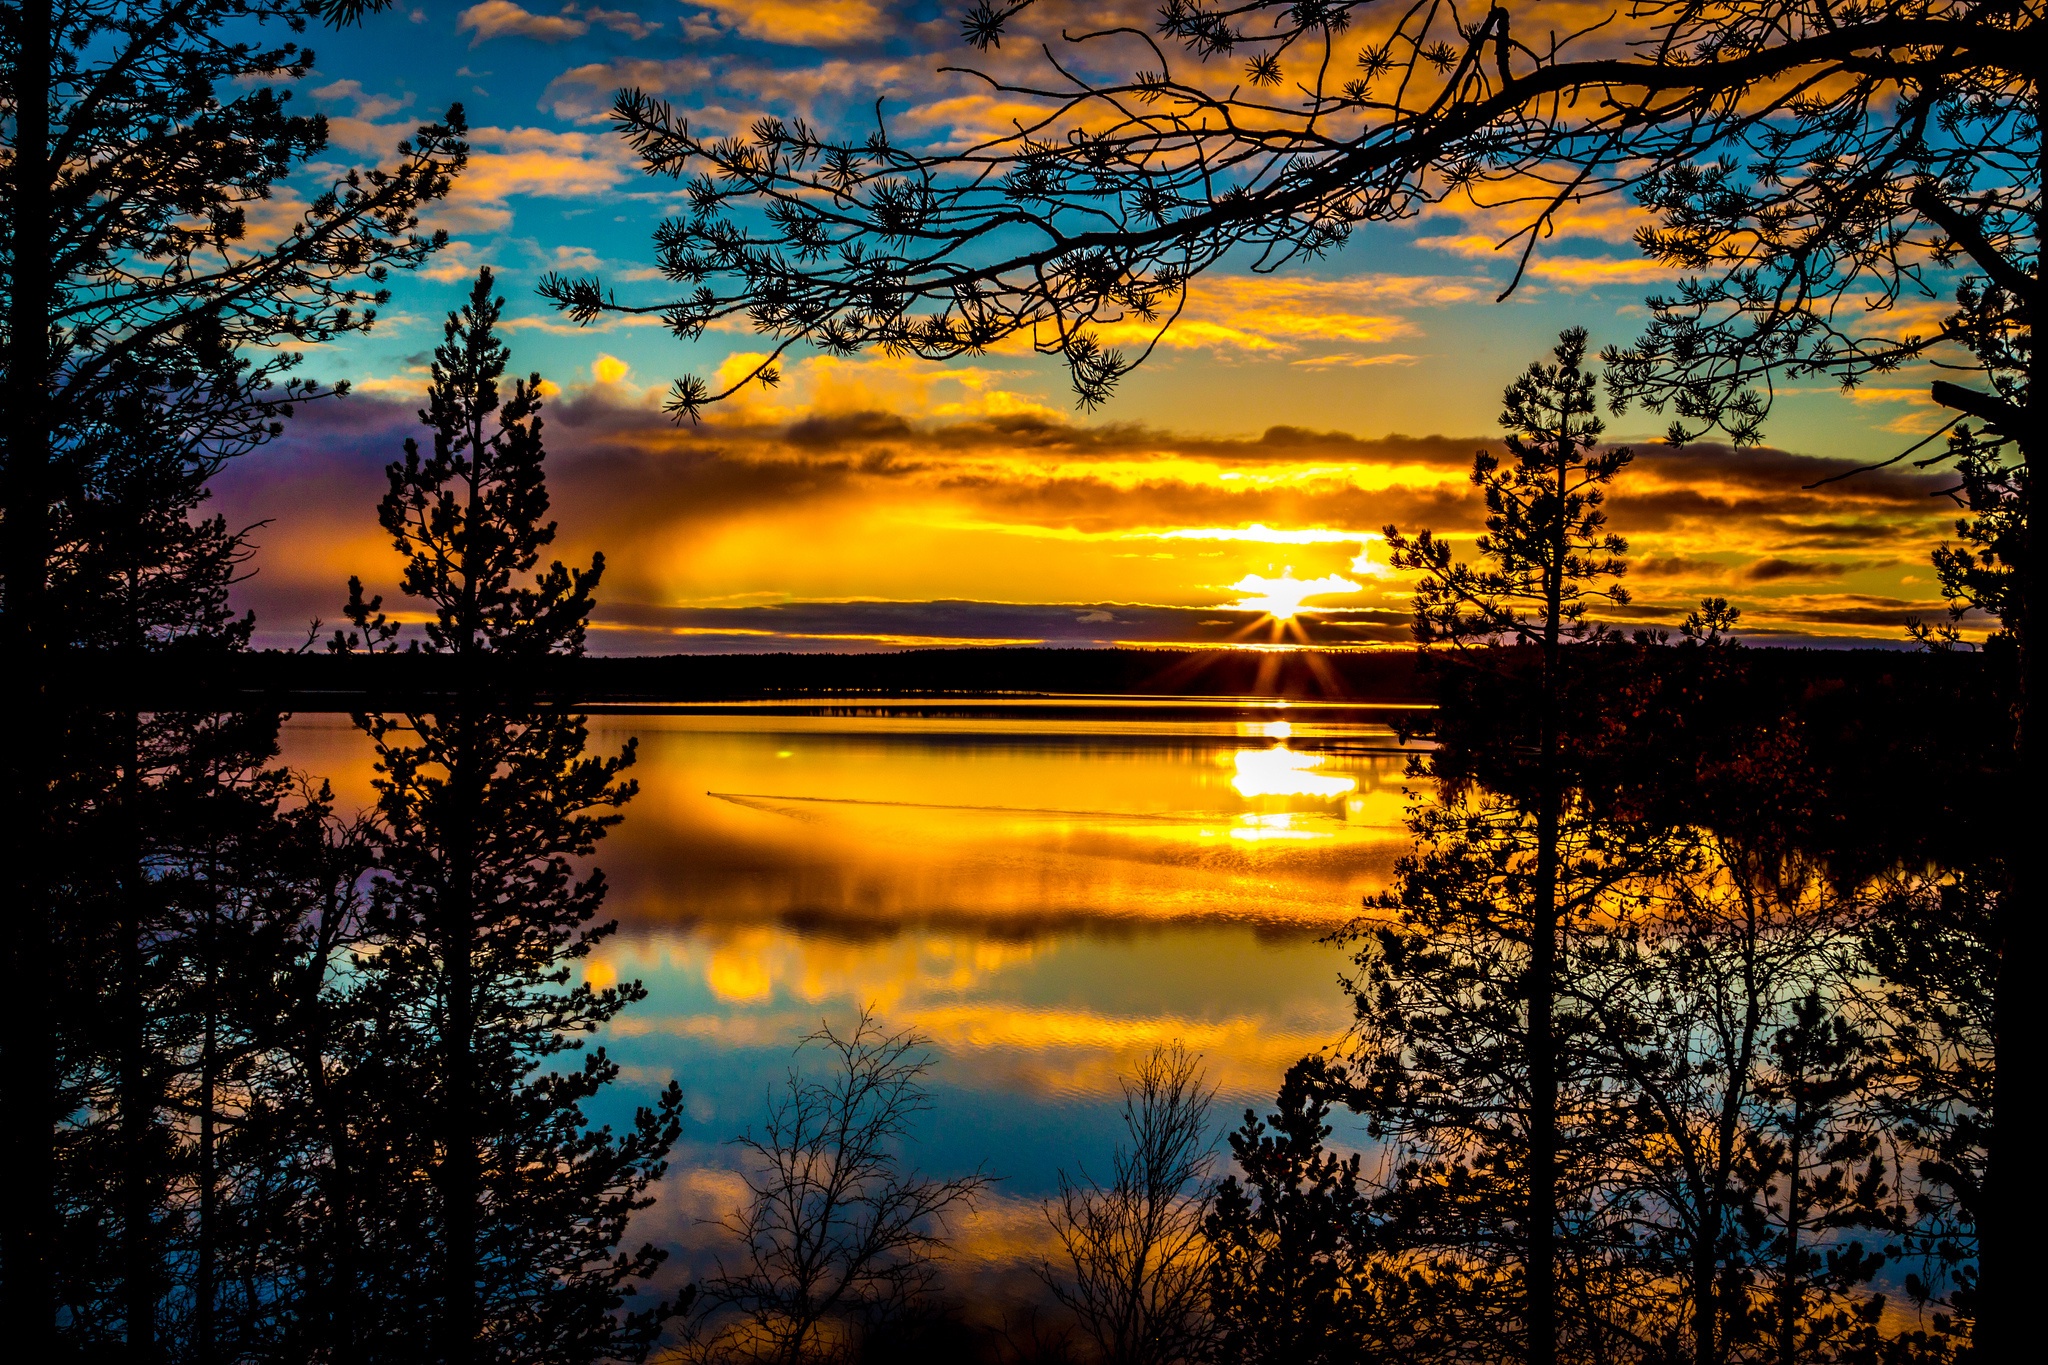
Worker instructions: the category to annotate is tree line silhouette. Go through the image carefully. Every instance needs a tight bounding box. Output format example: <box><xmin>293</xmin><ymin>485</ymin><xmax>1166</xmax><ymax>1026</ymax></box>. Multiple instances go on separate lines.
<box><xmin>3</xmin><ymin>1</ymin><xmax>2025</xmax><ymax>1362</ymax></box>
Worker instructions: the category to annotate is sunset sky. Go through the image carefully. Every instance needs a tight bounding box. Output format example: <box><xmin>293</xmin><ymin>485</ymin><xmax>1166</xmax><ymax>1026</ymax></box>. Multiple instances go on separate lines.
<box><xmin>216</xmin><ymin>1</ymin><xmax>1973</xmax><ymax>652</ymax></box>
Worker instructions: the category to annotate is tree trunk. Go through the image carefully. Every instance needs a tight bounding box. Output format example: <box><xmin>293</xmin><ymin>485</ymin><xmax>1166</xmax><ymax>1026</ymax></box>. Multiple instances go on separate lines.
<box><xmin>430</xmin><ymin>415</ymin><xmax>496</xmax><ymax>1363</ymax></box>
<box><xmin>1691</xmin><ymin>1220</ymin><xmax>1716</xmax><ymax>1365</ymax></box>
<box><xmin>2</xmin><ymin>3</ymin><xmax>59</xmax><ymax>1353</ymax></box>
<box><xmin>1969</xmin><ymin>109</ymin><xmax>2043</xmax><ymax>1365</ymax></box>
<box><xmin>1697</xmin><ymin>886</ymin><xmax>1764</xmax><ymax>1365</ymax></box>
<box><xmin>297</xmin><ymin>921</ymin><xmax>360</xmax><ymax>1362</ymax></box>
<box><xmin>1777</xmin><ymin>1096</ymin><xmax>1805</xmax><ymax>1365</ymax></box>
<box><xmin>438</xmin><ymin>711</ymin><xmax>481</xmax><ymax>1364</ymax></box>
<box><xmin>1529</xmin><ymin>478</ymin><xmax>1567</xmax><ymax>1365</ymax></box>
<box><xmin>1529</xmin><ymin>760</ymin><xmax>1559</xmax><ymax>1365</ymax></box>
<box><xmin>1974</xmin><ymin>129</ymin><xmax>2041</xmax><ymax>1363</ymax></box>
<box><xmin>195</xmin><ymin>901</ymin><xmax>219</xmax><ymax>1365</ymax></box>
<box><xmin>119</xmin><ymin>712</ymin><xmax>158</xmax><ymax>1362</ymax></box>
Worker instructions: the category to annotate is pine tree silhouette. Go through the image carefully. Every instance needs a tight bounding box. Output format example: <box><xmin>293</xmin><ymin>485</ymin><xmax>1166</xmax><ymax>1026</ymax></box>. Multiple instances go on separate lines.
<box><xmin>1368</xmin><ymin>328</ymin><xmax>1635</xmax><ymax>1365</ymax></box>
<box><xmin>330</xmin><ymin>269</ymin><xmax>682</xmax><ymax>1363</ymax></box>
<box><xmin>38</xmin><ymin>332</ymin><xmax>376</xmax><ymax>1359</ymax></box>
<box><xmin>1742</xmin><ymin>991</ymin><xmax>1894</xmax><ymax>1364</ymax></box>
<box><xmin>1206</xmin><ymin>1056</ymin><xmax>1464</xmax><ymax>1364</ymax></box>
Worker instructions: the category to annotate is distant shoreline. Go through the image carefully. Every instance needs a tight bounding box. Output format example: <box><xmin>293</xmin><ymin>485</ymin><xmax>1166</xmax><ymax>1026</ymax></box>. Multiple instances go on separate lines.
<box><xmin>49</xmin><ymin>643</ymin><xmax>1984</xmax><ymax>712</ymax></box>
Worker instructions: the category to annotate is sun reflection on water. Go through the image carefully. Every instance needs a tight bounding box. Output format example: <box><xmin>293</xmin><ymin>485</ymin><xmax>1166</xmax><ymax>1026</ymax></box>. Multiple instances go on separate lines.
<box><xmin>1230</xmin><ymin>745</ymin><xmax>1359</xmax><ymax>799</ymax></box>
<box><xmin>1229</xmin><ymin>812</ymin><xmax>1324</xmax><ymax>842</ymax></box>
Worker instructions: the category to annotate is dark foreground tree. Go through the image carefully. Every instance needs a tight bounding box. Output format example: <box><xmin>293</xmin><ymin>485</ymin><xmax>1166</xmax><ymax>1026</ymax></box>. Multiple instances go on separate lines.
<box><xmin>2</xmin><ymin>2</ymin><xmax>465</xmax><ymax>1346</ymax></box>
<box><xmin>1576</xmin><ymin>839</ymin><xmax>1902</xmax><ymax>1365</ymax></box>
<box><xmin>39</xmin><ymin>381</ymin><xmax>374</xmax><ymax>1360</ymax></box>
<box><xmin>1355</xmin><ymin>676</ymin><xmax>1979</xmax><ymax>1365</ymax></box>
<box><xmin>1362</xmin><ymin>327</ymin><xmax>1633</xmax><ymax>1365</ymax></box>
<box><xmin>331</xmin><ymin>269</ymin><xmax>681</xmax><ymax>1364</ymax></box>
<box><xmin>1207</xmin><ymin>1055</ymin><xmax>1473</xmax><ymax>1365</ymax></box>
<box><xmin>62</xmin><ymin>737</ymin><xmax>368</xmax><ymax>1364</ymax></box>
<box><xmin>1353</xmin><ymin>773</ymin><xmax>1673</xmax><ymax>1363</ymax></box>
<box><xmin>1859</xmin><ymin>867</ymin><xmax>1999</xmax><ymax>1348</ymax></box>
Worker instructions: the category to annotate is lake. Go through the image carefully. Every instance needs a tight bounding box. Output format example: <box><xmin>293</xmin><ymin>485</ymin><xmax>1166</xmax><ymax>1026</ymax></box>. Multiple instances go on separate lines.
<box><xmin>277</xmin><ymin>700</ymin><xmax>1425</xmax><ymax>1300</ymax></box>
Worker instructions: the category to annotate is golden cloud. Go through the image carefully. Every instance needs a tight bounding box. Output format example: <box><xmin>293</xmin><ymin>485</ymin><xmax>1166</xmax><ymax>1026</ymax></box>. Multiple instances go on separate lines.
<box><xmin>458</xmin><ymin>1</ymin><xmax>588</xmax><ymax>46</ymax></box>
<box><xmin>709</xmin><ymin>351</ymin><xmax>1067</xmax><ymax>425</ymax></box>
<box><xmin>690</xmin><ymin>0</ymin><xmax>887</xmax><ymax>46</ymax></box>
<box><xmin>1089</xmin><ymin>273</ymin><xmax>1485</xmax><ymax>358</ymax></box>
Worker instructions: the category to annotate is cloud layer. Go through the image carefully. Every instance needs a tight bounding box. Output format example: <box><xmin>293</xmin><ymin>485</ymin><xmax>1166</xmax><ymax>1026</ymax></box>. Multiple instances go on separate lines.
<box><xmin>213</xmin><ymin>384</ymin><xmax>1964</xmax><ymax>654</ymax></box>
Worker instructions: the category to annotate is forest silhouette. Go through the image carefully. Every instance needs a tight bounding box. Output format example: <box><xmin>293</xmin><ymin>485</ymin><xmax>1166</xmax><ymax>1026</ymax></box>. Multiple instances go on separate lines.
<box><xmin>2</xmin><ymin>2</ymin><xmax>2028</xmax><ymax>1363</ymax></box>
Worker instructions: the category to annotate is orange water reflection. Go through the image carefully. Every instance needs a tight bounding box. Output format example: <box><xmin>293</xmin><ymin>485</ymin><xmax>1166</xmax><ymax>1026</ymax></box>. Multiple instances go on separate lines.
<box><xmin>275</xmin><ymin>706</ymin><xmax>1419</xmax><ymax>1277</ymax></box>
<box><xmin>595</xmin><ymin>713</ymin><xmax>1413</xmax><ymax>926</ymax></box>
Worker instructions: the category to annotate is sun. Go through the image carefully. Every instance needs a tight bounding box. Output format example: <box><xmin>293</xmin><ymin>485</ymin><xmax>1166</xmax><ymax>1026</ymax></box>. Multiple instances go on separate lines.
<box><xmin>1229</xmin><ymin>569</ymin><xmax>1362</xmax><ymax>621</ymax></box>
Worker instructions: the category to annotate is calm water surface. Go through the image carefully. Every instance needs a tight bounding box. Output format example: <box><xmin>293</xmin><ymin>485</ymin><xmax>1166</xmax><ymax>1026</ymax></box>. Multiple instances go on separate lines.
<box><xmin>278</xmin><ymin>702</ymin><xmax>1424</xmax><ymax>1292</ymax></box>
